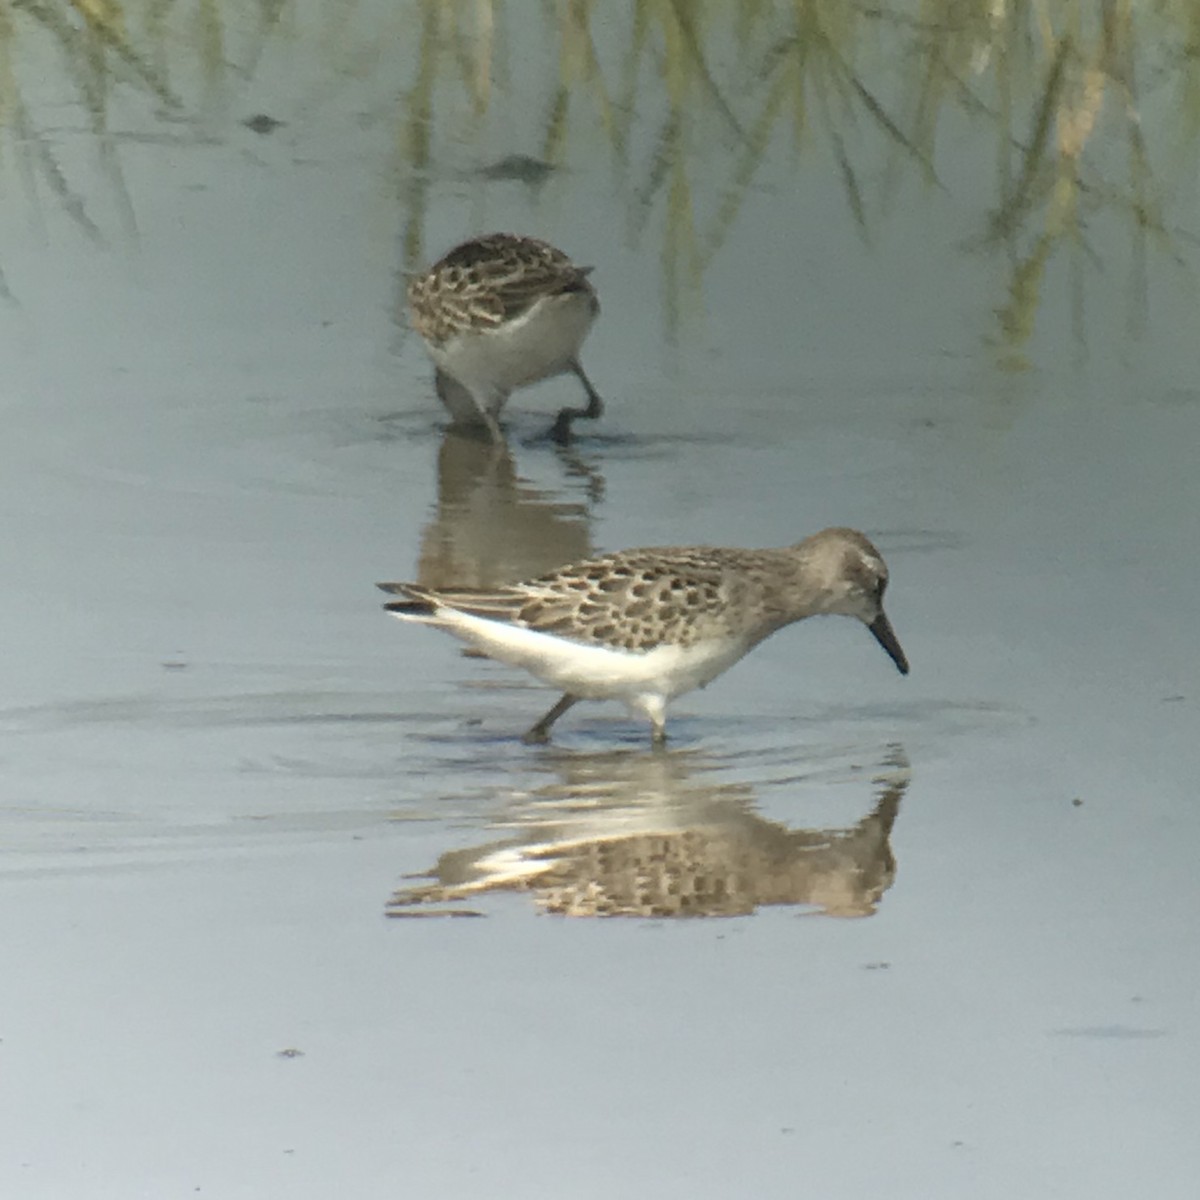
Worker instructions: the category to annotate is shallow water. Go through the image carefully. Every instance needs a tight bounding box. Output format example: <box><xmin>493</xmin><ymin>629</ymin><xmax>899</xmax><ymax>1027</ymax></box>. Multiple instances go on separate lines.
<box><xmin>2</xmin><ymin>5</ymin><xmax>1199</xmax><ymax>1198</ymax></box>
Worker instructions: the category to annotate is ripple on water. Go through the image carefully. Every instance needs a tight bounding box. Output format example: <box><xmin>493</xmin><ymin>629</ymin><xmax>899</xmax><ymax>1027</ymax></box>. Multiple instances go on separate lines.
<box><xmin>0</xmin><ymin>683</ymin><xmax>1025</xmax><ymax>898</ymax></box>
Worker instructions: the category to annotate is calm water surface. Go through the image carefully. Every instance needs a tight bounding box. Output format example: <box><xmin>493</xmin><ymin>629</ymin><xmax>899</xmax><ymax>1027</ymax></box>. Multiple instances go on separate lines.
<box><xmin>2</xmin><ymin>5</ymin><xmax>1198</xmax><ymax>1198</ymax></box>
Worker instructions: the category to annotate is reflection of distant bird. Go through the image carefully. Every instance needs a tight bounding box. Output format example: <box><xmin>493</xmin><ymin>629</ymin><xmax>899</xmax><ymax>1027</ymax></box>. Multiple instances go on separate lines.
<box><xmin>380</xmin><ymin>528</ymin><xmax>909</xmax><ymax>744</ymax></box>
<box><xmin>416</xmin><ymin>430</ymin><xmax>592</xmax><ymax>592</ymax></box>
<box><xmin>387</xmin><ymin>748</ymin><xmax>909</xmax><ymax>919</ymax></box>
<box><xmin>407</xmin><ymin>233</ymin><xmax>603</xmax><ymax>442</ymax></box>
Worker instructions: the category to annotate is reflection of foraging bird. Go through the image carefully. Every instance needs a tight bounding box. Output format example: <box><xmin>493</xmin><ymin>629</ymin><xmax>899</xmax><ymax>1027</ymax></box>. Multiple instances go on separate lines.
<box><xmin>407</xmin><ymin>233</ymin><xmax>603</xmax><ymax>443</ymax></box>
<box><xmin>380</xmin><ymin>528</ymin><xmax>909</xmax><ymax>745</ymax></box>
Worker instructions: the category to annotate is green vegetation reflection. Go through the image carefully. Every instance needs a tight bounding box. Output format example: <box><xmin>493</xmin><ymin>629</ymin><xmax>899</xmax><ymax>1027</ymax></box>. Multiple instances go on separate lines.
<box><xmin>2</xmin><ymin>0</ymin><xmax>1196</xmax><ymax>357</ymax></box>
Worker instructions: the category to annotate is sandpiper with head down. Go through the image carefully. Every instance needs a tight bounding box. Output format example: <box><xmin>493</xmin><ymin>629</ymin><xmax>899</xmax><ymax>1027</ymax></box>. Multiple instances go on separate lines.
<box><xmin>407</xmin><ymin>233</ymin><xmax>603</xmax><ymax>442</ymax></box>
<box><xmin>379</xmin><ymin>528</ymin><xmax>908</xmax><ymax>745</ymax></box>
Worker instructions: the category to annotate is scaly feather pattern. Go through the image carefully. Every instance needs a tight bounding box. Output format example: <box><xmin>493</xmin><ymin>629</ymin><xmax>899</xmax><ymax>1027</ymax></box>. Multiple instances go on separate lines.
<box><xmin>384</xmin><ymin>549</ymin><xmax>795</xmax><ymax>652</ymax></box>
<box><xmin>408</xmin><ymin>234</ymin><xmax>596</xmax><ymax>346</ymax></box>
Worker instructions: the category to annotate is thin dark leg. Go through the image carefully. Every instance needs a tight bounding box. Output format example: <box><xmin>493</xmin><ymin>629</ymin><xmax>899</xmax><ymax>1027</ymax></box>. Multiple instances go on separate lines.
<box><xmin>547</xmin><ymin>361</ymin><xmax>605</xmax><ymax>444</ymax></box>
<box><xmin>522</xmin><ymin>693</ymin><xmax>579</xmax><ymax>744</ymax></box>
<box><xmin>571</xmin><ymin>361</ymin><xmax>604</xmax><ymax>420</ymax></box>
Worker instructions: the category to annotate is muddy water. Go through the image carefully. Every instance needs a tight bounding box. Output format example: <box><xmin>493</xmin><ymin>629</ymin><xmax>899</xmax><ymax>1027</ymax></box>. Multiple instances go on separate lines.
<box><xmin>2</xmin><ymin>6</ymin><xmax>1199</xmax><ymax>1199</ymax></box>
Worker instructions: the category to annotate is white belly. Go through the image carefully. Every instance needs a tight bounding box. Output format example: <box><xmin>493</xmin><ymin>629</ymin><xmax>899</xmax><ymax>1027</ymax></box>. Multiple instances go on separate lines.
<box><xmin>431</xmin><ymin>290</ymin><xmax>598</xmax><ymax>411</ymax></box>
<box><xmin>418</xmin><ymin>607</ymin><xmax>751</xmax><ymax>703</ymax></box>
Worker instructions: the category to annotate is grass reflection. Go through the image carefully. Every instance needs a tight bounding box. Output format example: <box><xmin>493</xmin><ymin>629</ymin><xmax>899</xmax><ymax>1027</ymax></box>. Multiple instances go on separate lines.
<box><xmin>395</xmin><ymin>0</ymin><xmax>1200</xmax><ymax>354</ymax></box>
<box><xmin>0</xmin><ymin>1</ymin><xmax>1195</xmax><ymax>356</ymax></box>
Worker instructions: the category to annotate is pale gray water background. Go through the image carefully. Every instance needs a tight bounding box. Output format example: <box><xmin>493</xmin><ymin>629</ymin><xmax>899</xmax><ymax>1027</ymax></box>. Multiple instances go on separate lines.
<box><xmin>2</xmin><ymin>5</ymin><xmax>1198</xmax><ymax>1198</ymax></box>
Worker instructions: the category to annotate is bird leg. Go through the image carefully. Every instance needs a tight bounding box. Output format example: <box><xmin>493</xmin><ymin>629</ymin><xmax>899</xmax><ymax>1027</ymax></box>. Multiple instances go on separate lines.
<box><xmin>571</xmin><ymin>361</ymin><xmax>604</xmax><ymax>420</ymax></box>
<box><xmin>522</xmin><ymin>693</ymin><xmax>579</xmax><ymax>744</ymax></box>
<box><xmin>547</xmin><ymin>361</ymin><xmax>604</xmax><ymax>444</ymax></box>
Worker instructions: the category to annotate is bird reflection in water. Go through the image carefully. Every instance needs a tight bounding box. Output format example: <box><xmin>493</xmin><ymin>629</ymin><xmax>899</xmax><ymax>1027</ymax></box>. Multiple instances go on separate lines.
<box><xmin>386</xmin><ymin>745</ymin><xmax>909</xmax><ymax>919</ymax></box>
<box><xmin>416</xmin><ymin>427</ymin><xmax>603</xmax><ymax>593</ymax></box>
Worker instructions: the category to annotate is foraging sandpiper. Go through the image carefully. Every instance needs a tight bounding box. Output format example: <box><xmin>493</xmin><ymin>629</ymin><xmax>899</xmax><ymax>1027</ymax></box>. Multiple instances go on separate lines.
<box><xmin>407</xmin><ymin>233</ymin><xmax>603</xmax><ymax>442</ymax></box>
<box><xmin>379</xmin><ymin>528</ymin><xmax>908</xmax><ymax>744</ymax></box>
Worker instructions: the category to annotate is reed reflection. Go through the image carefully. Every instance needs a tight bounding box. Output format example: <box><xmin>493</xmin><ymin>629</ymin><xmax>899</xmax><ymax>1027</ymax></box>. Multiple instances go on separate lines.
<box><xmin>387</xmin><ymin>745</ymin><xmax>909</xmax><ymax>919</ymax></box>
<box><xmin>392</xmin><ymin>1</ymin><xmax>1195</xmax><ymax>354</ymax></box>
<box><xmin>4</xmin><ymin>3</ymin><xmax>1193</xmax><ymax>359</ymax></box>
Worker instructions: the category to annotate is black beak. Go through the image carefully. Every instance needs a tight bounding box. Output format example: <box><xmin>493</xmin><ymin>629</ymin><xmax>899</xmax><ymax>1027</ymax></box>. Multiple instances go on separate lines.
<box><xmin>869</xmin><ymin>611</ymin><xmax>909</xmax><ymax>675</ymax></box>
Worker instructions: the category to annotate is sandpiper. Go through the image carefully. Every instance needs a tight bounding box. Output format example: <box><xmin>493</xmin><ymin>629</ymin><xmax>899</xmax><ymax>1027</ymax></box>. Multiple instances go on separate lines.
<box><xmin>379</xmin><ymin>528</ymin><xmax>908</xmax><ymax>744</ymax></box>
<box><xmin>407</xmin><ymin>233</ymin><xmax>603</xmax><ymax>442</ymax></box>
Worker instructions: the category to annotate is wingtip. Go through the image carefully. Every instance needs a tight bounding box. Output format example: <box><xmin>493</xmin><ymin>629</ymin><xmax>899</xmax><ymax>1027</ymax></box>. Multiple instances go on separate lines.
<box><xmin>382</xmin><ymin>598</ymin><xmax>435</xmax><ymax>617</ymax></box>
